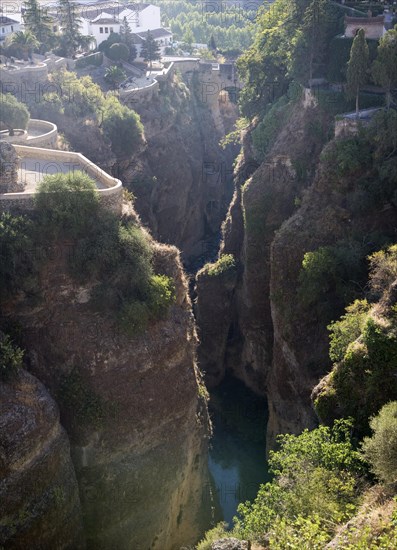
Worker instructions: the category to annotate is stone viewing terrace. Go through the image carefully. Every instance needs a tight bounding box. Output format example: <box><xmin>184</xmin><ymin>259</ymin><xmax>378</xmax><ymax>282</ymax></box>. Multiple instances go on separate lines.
<box><xmin>0</xmin><ymin>143</ymin><xmax>122</xmax><ymax>214</ymax></box>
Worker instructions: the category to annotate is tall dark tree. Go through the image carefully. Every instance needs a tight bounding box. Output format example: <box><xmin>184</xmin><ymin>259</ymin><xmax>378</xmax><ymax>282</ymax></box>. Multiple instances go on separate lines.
<box><xmin>372</xmin><ymin>26</ymin><xmax>397</xmax><ymax>110</ymax></box>
<box><xmin>120</xmin><ymin>16</ymin><xmax>137</xmax><ymax>62</ymax></box>
<box><xmin>140</xmin><ymin>31</ymin><xmax>161</xmax><ymax>71</ymax></box>
<box><xmin>57</xmin><ymin>0</ymin><xmax>83</xmax><ymax>57</ymax></box>
<box><xmin>23</xmin><ymin>0</ymin><xmax>54</xmax><ymax>51</ymax></box>
<box><xmin>291</xmin><ymin>0</ymin><xmax>329</xmax><ymax>86</ymax></box>
<box><xmin>346</xmin><ymin>28</ymin><xmax>369</xmax><ymax>118</ymax></box>
<box><xmin>209</xmin><ymin>34</ymin><xmax>217</xmax><ymax>51</ymax></box>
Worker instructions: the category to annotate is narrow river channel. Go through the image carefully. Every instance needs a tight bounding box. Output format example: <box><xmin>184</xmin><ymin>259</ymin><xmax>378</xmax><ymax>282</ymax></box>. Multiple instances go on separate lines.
<box><xmin>207</xmin><ymin>374</ymin><xmax>270</xmax><ymax>527</ymax></box>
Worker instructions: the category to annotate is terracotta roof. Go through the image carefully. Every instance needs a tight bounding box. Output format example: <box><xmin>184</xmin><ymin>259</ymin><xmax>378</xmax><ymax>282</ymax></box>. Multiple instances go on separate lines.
<box><xmin>345</xmin><ymin>15</ymin><xmax>385</xmax><ymax>25</ymax></box>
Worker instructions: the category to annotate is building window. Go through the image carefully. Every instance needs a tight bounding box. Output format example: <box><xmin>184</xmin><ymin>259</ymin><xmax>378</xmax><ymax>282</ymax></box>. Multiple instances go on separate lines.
<box><xmin>2</xmin><ymin>28</ymin><xmax>5</xmax><ymax>34</ymax></box>
<box><xmin>110</xmin><ymin>27</ymin><xmax>113</xmax><ymax>33</ymax></box>
<box><xmin>100</xmin><ymin>27</ymin><xmax>103</xmax><ymax>33</ymax></box>
<box><xmin>105</xmin><ymin>27</ymin><xmax>109</xmax><ymax>33</ymax></box>
<box><xmin>11</xmin><ymin>26</ymin><xmax>13</xmax><ymax>31</ymax></box>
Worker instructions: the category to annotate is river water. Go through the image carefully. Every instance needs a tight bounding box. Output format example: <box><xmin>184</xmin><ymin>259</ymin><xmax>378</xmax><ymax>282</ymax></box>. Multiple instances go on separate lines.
<box><xmin>207</xmin><ymin>374</ymin><xmax>270</xmax><ymax>528</ymax></box>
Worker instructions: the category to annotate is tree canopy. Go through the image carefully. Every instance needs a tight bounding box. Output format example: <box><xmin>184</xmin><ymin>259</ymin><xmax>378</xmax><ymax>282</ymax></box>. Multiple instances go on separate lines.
<box><xmin>346</xmin><ymin>28</ymin><xmax>370</xmax><ymax>117</ymax></box>
<box><xmin>0</xmin><ymin>93</ymin><xmax>30</xmax><ymax>135</ymax></box>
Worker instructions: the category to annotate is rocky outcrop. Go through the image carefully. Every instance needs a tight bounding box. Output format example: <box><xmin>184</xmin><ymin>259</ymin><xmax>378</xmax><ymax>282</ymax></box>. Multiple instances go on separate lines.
<box><xmin>196</xmin><ymin>92</ymin><xmax>330</xmax><ymax>400</ymax></box>
<box><xmin>0</xmin><ymin>142</ymin><xmax>24</xmax><ymax>193</ymax></box>
<box><xmin>123</xmin><ymin>72</ymin><xmax>239</xmax><ymax>268</ymax></box>
<box><xmin>0</xmin><ymin>369</ymin><xmax>84</xmax><ymax>549</ymax></box>
<box><xmin>211</xmin><ymin>538</ymin><xmax>251</xmax><ymax>550</ymax></box>
<box><xmin>1</xmin><ymin>225</ymin><xmax>211</xmax><ymax>549</ymax></box>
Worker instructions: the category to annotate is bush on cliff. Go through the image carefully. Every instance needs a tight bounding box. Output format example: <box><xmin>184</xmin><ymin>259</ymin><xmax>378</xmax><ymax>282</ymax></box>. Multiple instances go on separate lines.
<box><xmin>35</xmin><ymin>171</ymin><xmax>100</xmax><ymax>239</ymax></box>
<box><xmin>233</xmin><ymin>420</ymin><xmax>364</xmax><ymax>545</ymax></box>
<box><xmin>314</xmin><ymin>243</ymin><xmax>397</xmax><ymax>434</ymax></box>
<box><xmin>362</xmin><ymin>401</ymin><xmax>397</xmax><ymax>485</ymax></box>
<box><xmin>101</xmin><ymin>96</ymin><xmax>144</xmax><ymax>158</ymax></box>
<box><xmin>203</xmin><ymin>254</ymin><xmax>236</xmax><ymax>277</ymax></box>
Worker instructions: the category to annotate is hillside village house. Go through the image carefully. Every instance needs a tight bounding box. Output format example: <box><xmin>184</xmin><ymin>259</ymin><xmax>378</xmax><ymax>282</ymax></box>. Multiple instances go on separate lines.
<box><xmin>78</xmin><ymin>2</ymin><xmax>172</xmax><ymax>51</ymax></box>
<box><xmin>0</xmin><ymin>16</ymin><xmax>20</xmax><ymax>41</ymax></box>
<box><xmin>344</xmin><ymin>12</ymin><xmax>386</xmax><ymax>40</ymax></box>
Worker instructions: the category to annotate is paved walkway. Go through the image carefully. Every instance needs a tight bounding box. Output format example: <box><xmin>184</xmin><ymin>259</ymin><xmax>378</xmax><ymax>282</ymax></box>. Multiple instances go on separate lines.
<box><xmin>17</xmin><ymin>158</ymin><xmax>106</xmax><ymax>193</ymax></box>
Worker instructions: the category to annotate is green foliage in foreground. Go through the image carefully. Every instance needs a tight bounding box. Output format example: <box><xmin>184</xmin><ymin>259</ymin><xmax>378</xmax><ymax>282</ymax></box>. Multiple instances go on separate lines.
<box><xmin>203</xmin><ymin>254</ymin><xmax>236</xmax><ymax>277</ymax></box>
<box><xmin>233</xmin><ymin>420</ymin><xmax>364</xmax><ymax>545</ymax></box>
<box><xmin>196</xmin><ymin>522</ymin><xmax>229</xmax><ymax>550</ymax></box>
<box><xmin>0</xmin><ymin>334</ymin><xmax>24</xmax><ymax>382</ymax></box>
<box><xmin>362</xmin><ymin>402</ymin><xmax>397</xmax><ymax>485</ymax></box>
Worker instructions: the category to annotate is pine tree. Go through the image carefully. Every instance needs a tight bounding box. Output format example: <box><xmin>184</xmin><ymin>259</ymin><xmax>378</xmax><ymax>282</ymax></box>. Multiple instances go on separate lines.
<box><xmin>346</xmin><ymin>28</ymin><xmax>369</xmax><ymax>118</ymax></box>
<box><xmin>140</xmin><ymin>31</ymin><xmax>161</xmax><ymax>71</ymax></box>
<box><xmin>57</xmin><ymin>0</ymin><xmax>83</xmax><ymax>57</ymax></box>
<box><xmin>209</xmin><ymin>34</ymin><xmax>217</xmax><ymax>51</ymax></box>
<box><xmin>120</xmin><ymin>16</ymin><xmax>133</xmax><ymax>46</ymax></box>
<box><xmin>292</xmin><ymin>0</ymin><xmax>329</xmax><ymax>86</ymax></box>
<box><xmin>23</xmin><ymin>0</ymin><xmax>54</xmax><ymax>52</ymax></box>
<box><xmin>372</xmin><ymin>26</ymin><xmax>397</xmax><ymax>110</ymax></box>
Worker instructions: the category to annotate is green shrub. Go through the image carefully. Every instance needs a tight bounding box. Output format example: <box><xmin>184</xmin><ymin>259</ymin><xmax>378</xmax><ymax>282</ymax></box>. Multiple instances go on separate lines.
<box><xmin>316</xmin><ymin>314</ymin><xmax>397</xmax><ymax>435</ymax></box>
<box><xmin>361</xmin><ymin>401</ymin><xmax>397</xmax><ymax>484</ymax></box>
<box><xmin>196</xmin><ymin>522</ymin><xmax>230</xmax><ymax>550</ymax></box>
<box><xmin>147</xmin><ymin>274</ymin><xmax>176</xmax><ymax>317</ymax></box>
<box><xmin>101</xmin><ymin>96</ymin><xmax>144</xmax><ymax>158</ymax></box>
<box><xmin>0</xmin><ymin>334</ymin><xmax>23</xmax><ymax>381</ymax></box>
<box><xmin>369</xmin><ymin>245</ymin><xmax>397</xmax><ymax>299</ymax></box>
<box><xmin>35</xmin><ymin>171</ymin><xmax>99</xmax><ymax>238</ymax></box>
<box><xmin>234</xmin><ymin>420</ymin><xmax>364</xmax><ymax>544</ymax></box>
<box><xmin>204</xmin><ymin>254</ymin><xmax>236</xmax><ymax>277</ymax></box>
<box><xmin>328</xmin><ymin>299</ymin><xmax>371</xmax><ymax>363</ymax></box>
<box><xmin>107</xmin><ymin>42</ymin><xmax>129</xmax><ymax>62</ymax></box>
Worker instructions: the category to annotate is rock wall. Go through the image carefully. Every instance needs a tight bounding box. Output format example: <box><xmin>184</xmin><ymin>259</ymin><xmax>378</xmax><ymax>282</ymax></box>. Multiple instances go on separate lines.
<box><xmin>1</xmin><ymin>224</ymin><xmax>211</xmax><ymax>549</ymax></box>
<box><xmin>0</xmin><ymin>369</ymin><xmax>85</xmax><ymax>549</ymax></box>
<box><xmin>122</xmin><ymin>71</ymin><xmax>239</xmax><ymax>268</ymax></box>
<box><xmin>195</xmin><ymin>92</ymin><xmax>334</xmax><ymax>444</ymax></box>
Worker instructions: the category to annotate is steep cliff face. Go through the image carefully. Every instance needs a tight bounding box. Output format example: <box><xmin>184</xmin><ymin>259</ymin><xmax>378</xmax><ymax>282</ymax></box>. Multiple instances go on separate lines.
<box><xmin>123</xmin><ymin>72</ymin><xmax>239</xmax><ymax>267</ymax></box>
<box><xmin>0</xmin><ymin>369</ymin><xmax>84</xmax><ymax>549</ymax></box>
<box><xmin>1</xmin><ymin>219</ymin><xmax>211</xmax><ymax>549</ymax></box>
<box><xmin>196</xmin><ymin>90</ymin><xmax>397</xmax><ymax>448</ymax></box>
<box><xmin>196</xmin><ymin>92</ymin><xmax>330</xmax><ymax>397</ymax></box>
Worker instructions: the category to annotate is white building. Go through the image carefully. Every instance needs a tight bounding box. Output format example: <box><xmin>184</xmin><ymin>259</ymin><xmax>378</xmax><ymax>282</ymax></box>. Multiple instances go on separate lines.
<box><xmin>78</xmin><ymin>2</ymin><xmax>164</xmax><ymax>47</ymax></box>
<box><xmin>132</xmin><ymin>28</ymin><xmax>173</xmax><ymax>59</ymax></box>
<box><xmin>0</xmin><ymin>16</ymin><xmax>20</xmax><ymax>41</ymax></box>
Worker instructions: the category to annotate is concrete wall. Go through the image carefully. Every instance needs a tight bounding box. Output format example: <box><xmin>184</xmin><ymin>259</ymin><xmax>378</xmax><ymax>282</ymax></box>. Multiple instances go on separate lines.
<box><xmin>119</xmin><ymin>79</ymin><xmax>159</xmax><ymax>106</ymax></box>
<box><xmin>26</xmin><ymin>120</ymin><xmax>58</xmax><ymax>148</ymax></box>
<box><xmin>0</xmin><ymin>145</ymin><xmax>122</xmax><ymax>215</ymax></box>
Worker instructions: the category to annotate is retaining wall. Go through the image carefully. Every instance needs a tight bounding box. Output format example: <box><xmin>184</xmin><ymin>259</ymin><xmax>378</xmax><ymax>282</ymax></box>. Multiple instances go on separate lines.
<box><xmin>0</xmin><ymin>145</ymin><xmax>122</xmax><ymax>215</ymax></box>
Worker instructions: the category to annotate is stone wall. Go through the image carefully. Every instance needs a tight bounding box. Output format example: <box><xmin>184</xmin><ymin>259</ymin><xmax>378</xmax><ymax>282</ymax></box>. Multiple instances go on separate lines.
<box><xmin>0</xmin><ymin>145</ymin><xmax>123</xmax><ymax>215</ymax></box>
<box><xmin>0</xmin><ymin>63</ymin><xmax>48</xmax><ymax>93</ymax></box>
